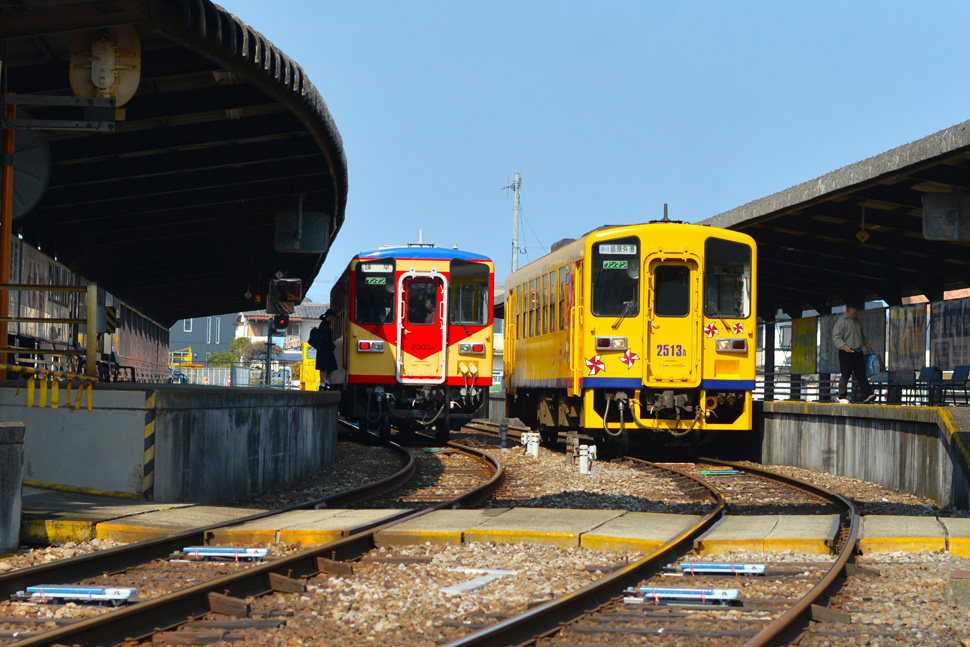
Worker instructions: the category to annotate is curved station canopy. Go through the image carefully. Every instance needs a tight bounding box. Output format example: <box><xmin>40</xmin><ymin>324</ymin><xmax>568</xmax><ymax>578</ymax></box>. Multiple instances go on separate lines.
<box><xmin>703</xmin><ymin>120</ymin><xmax>970</xmax><ymax>319</ymax></box>
<box><xmin>1</xmin><ymin>0</ymin><xmax>348</xmax><ymax>326</ymax></box>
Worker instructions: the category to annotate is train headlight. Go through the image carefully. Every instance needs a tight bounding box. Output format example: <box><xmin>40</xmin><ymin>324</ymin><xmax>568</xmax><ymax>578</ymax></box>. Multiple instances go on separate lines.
<box><xmin>595</xmin><ymin>336</ymin><xmax>627</xmax><ymax>351</ymax></box>
<box><xmin>357</xmin><ymin>340</ymin><xmax>384</xmax><ymax>352</ymax></box>
<box><xmin>459</xmin><ymin>342</ymin><xmax>486</xmax><ymax>355</ymax></box>
<box><xmin>716</xmin><ymin>339</ymin><xmax>747</xmax><ymax>352</ymax></box>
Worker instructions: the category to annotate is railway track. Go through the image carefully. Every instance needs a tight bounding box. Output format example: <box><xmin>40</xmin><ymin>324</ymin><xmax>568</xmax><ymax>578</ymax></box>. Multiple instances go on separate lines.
<box><xmin>443</xmin><ymin>423</ymin><xmax>860</xmax><ymax>647</ymax></box>
<box><xmin>0</xmin><ymin>423</ymin><xmax>413</xmax><ymax>599</ymax></box>
<box><xmin>438</xmin><ymin>459</ymin><xmax>859</xmax><ymax>647</ymax></box>
<box><xmin>0</xmin><ymin>425</ymin><xmax>502</xmax><ymax>647</ymax></box>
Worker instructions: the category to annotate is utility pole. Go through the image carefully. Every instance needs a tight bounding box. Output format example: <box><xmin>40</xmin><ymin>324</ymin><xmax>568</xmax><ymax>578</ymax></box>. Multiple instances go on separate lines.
<box><xmin>503</xmin><ymin>173</ymin><xmax>522</xmax><ymax>273</ymax></box>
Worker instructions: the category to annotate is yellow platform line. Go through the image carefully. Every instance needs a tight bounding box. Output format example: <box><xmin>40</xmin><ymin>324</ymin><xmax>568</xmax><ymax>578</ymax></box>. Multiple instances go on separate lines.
<box><xmin>580</xmin><ymin>535</ymin><xmax>666</xmax><ymax>553</ymax></box>
<box><xmin>764</xmin><ymin>537</ymin><xmax>832</xmax><ymax>555</ymax></box>
<box><xmin>464</xmin><ymin>528</ymin><xmax>580</xmax><ymax>548</ymax></box>
<box><xmin>947</xmin><ymin>537</ymin><xmax>970</xmax><ymax>557</ymax></box>
<box><xmin>23</xmin><ymin>479</ymin><xmax>141</xmax><ymax>500</ymax></box>
<box><xmin>207</xmin><ymin>528</ymin><xmax>280</xmax><ymax>546</ymax></box>
<box><xmin>278</xmin><ymin>529</ymin><xmax>347</xmax><ymax>546</ymax></box>
<box><xmin>22</xmin><ymin>519</ymin><xmax>95</xmax><ymax>544</ymax></box>
<box><xmin>859</xmin><ymin>536</ymin><xmax>947</xmax><ymax>554</ymax></box>
<box><xmin>695</xmin><ymin>537</ymin><xmax>765</xmax><ymax>555</ymax></box>
<box><xmin>375</xmin><ymin>529</ymin><xmax>464</xmax><ymax>547</ymax></box>
<box><xmin>95</xmin><ymin>522</ymin><xmax>177</xmax><ymax>543</ymax></box>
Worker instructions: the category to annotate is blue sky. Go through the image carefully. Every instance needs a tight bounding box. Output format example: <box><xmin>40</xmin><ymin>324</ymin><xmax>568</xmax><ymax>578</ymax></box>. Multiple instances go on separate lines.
<box><xmin>219</xmin><ymin>1</ymin><xmax>970</xmax><ymax>303</ymax></box>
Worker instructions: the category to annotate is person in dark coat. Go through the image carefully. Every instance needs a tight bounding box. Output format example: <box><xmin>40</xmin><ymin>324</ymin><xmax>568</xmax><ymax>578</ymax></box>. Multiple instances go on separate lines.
<box><xmin>315</xmin><ymin>309</ymin><xmax>339</xmax><ymax>389</ymax></box>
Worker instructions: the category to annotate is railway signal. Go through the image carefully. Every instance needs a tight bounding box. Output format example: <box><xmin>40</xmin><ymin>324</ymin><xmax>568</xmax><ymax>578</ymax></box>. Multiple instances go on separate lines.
<box><xmin>272</xmin><ymin>313</ymin><xmax>289</xmax><ymax>332</ymax></box>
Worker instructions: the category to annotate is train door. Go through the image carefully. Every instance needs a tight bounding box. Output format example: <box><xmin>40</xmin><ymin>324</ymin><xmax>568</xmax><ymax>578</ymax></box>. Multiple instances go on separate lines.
<box><xmin>396</xmin><ymin>271</ymin><xmax>448</xmax><ymax>384</ymax></box>
<box><xmin>568</xmin><ymin>262</ymin><xmax>583</xmax><ymax>397</ymax></box>
<box><xmin>644</xmin><ymin>255</ymin><xmax>701</xmax><ymax>386</ymax></box>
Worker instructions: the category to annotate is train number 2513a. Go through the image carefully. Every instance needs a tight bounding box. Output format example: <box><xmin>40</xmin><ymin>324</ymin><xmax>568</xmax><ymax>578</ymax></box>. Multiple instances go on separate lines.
<box><xmin>656</xmin><ymin>344</ymin><xmax>686</xmax><ymax>357</ymax></box>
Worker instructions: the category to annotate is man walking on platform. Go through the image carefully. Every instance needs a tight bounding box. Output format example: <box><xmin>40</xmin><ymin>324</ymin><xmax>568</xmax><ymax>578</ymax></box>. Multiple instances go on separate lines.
<box><xmin>833</xmin><ymin>304</ymin><xmax>875</xmax><ymax>404</ymax></box>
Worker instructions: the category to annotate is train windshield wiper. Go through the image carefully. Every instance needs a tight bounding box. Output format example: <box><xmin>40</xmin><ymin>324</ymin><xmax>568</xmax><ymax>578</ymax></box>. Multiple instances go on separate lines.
<box><xmin>612</xmin><ymin>300</ymin><xmax>635</xmax><ymax>330</ymax></box>
<box><xmin>708</xmin><ymin>300</ymin><xmax>730</xmax><ymax>330</ymax></box>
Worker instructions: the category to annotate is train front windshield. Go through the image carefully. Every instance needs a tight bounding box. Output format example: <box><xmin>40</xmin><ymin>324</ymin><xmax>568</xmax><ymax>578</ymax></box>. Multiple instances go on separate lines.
<box><xmin>704</xmin><ymin>239</ymin><xmax>752</xmax><ymax>318</ymax></box>
<box><xmin>591</xmin><ymin>237</ymin><xmax>640</xmax><ymax>317</ymax></box>
<box><xmin>355</xmin><ymin>261</ymin><xmax>396</xmax><ymax>325</ymax></box>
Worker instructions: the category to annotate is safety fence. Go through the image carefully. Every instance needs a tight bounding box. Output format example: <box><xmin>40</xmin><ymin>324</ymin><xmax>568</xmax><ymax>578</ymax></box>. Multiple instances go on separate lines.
<box><xmin>756</xmin><ymin>370</ymin><xmax>967</xmax><ymax>407</ymax></box>
<box><xmin>175</xmin><ymin>362</ymin><xmax>300</xmax><ymax>389</ymax></box>
<box><xmin>756</xmin><ymin>295</ymin><xmax>970</xmax><ymax>407</ymax></box>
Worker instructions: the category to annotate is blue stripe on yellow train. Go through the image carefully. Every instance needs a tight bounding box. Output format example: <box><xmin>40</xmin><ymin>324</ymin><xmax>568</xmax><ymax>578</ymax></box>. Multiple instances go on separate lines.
<box><xmin>503</xmin><ymin>222</ymin><xmax>756</xmax><ymax>443</ymax></box>
<box><xmin>330</xmin><ymin>243</ymin><xmax>495</xmax><ymax>443</ymax></box>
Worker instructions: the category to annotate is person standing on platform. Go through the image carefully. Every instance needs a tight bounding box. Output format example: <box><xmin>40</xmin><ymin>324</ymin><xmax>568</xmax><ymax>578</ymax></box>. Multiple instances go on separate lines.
<box><xmin>833</xmin><ymin>304</ymin><xmax>875</xmax><ymax>404</ymax></box>
<box><xmin>310</xmin><ymin>309</ymin><xmax>339</xmax><ymax>390</ymax></box>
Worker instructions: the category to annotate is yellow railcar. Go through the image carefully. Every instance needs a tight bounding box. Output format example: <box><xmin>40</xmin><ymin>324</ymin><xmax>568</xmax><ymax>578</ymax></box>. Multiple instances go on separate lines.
<box><xmin>504</xmin><ymin>222</ymin><xmax>756</xmax><ymax>441</ymax></box>
<box><xmin>331</xmin><ymin>245</ymin><xmax>494</xmax><ymax>442</ymax></box>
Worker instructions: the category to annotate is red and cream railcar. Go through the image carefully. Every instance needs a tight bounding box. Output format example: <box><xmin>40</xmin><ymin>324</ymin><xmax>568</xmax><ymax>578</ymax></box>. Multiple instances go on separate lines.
<box><xmin>330</xmin><ymin>244</ymin><xmax>494</xmax><ymax>442</ymax></box>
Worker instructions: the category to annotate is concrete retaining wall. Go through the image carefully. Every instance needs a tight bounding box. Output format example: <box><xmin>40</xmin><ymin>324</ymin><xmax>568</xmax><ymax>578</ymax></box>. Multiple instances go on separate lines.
<box><xmin>758</xmin><ymin>402</ymin><xmax>970</xmax><ymax>508</ymax></box>
<box><xmin>152</xmin><ymin>387</ymin><xmax>338</xmax><ymax>503</ymax></box>
<box><xmin>0</xmin><ymin>423</ymin><xmax>24</xmax><ymax>553</ymax></box>
<box><xmin>0</xmin><ymin>389</ymin><xmax>146</xmax><ymax>496</ymax></box>
<box><xmin>0</xmin><ymin>385</ymin><xmax>338</xmax><ymax>504</ymax></box>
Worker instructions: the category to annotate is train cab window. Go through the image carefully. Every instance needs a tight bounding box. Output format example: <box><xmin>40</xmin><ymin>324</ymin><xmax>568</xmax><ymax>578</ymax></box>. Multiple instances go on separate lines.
<box><xmin>591</xmin><ymin>237</ymin><xmax>640</xmax><ymax>317</ymax></box>
<box><xmin>654</xmin><ymin>265</ymin><xmax>690</xmax><ymax>316</ymax></box>
<box><xmin>704</xmin><ymin>239</ymin><xmax>752</xmax><ymax>319</ymax></box>
<box><xmin>406</xmin><ymin>281</ymin><xmax>438</xmax><ymax>325</ymax></box>
<box><xmin>449</xmin><ymin>260</ymin><xmax>490</xmax><ymax>327</ymax></box>
<box><xmin>355</xmin><ymin>261</ymin><xmax>395</xmax><ymax>325</ymax></box>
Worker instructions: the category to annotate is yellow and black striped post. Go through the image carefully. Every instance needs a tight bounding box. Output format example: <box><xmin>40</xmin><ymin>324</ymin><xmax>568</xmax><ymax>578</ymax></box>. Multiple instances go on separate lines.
<box><xmin>105</xmin><ymin>306</ymin><xmax>117</xmax><ymax>334</ymax></box>
<box><xmin>143</xmin><ymin>390</ymin><xmax>156</xmax><ymax>500</ymax></box>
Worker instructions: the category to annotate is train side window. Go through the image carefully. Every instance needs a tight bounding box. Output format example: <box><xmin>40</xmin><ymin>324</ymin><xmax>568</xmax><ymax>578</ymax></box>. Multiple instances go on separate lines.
<box><xmin>541</xmin><ymin>274</ymin><xmax>548</xmax><ymax>335</ymax></box>
<box><xmin>704</xmin><ymin>239</ymin><xmax>752</xmax><ymax>319</ymax></box>
<box><xmin>406</xmin><ymin>281</ymin><xmax>438</xmax><ymax>325</ymax></box>
<box><xmin>548</xmin><ymin>271</ymin><xmax>555</xmax><ymax>333</ymax></box>
<box><xmin>654</xmin><ymin>265</ymin><xmax>690</xmax><ymax>317</ymax></box>
<box><xmin>549</xmin><ymin>270</ymin><xmax>562</xmax><ymax>332</ymax></box>
<box><xmin>355</xmin><ymin>261</ymin><xmax>395</xmax><ymax>325</ymax></box>
<box><xmin>526</xmin><ymin>279</ymin><xmax>536</xmax><ymax>337</ymax></box>
<box><xmin>591</xmin><ymin>236</ymin><xmax>640</xmax><ymax>317</ymax></box>
<box><xmin>449</xmin><ymin>260</ymin><xmax>490</xmax><ymax>327</ymax></box>
<box><xmin>559</xmin><ymin>267</ymin><xmax>569</xmax><ymax>330</ymax></box>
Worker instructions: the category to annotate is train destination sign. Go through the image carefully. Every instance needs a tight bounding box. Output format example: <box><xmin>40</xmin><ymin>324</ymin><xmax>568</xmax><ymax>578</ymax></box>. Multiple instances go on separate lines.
<box><xmin>598</xmin><ymin>244</ymin><xmax>637</xmax><ymax>255</ymax></box>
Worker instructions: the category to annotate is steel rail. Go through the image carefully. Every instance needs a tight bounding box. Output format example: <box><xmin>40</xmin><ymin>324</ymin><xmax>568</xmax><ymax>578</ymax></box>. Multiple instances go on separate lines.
<box><xmin>0</xmin><ymin>420</ymin><xmax>414</xmax><ymax>601</ymax></box>
<box><xmin>443</xmin><ymin>456</ymin><xmax>859</xmax><ymax>647</ymax></box>
<box><xmin>701</xmin><ymin>458</ymin><xmax>861</xmax><ymax>647</ymax></box>
<box><xmin>7</xmin><ymin>439</ymin><xmax>504</xmax><ymax>647</ymax></box>
<box><xmin>442</xmin><ymin>458</ymin><xmax>725</xmax><ymax>647</ymax></box>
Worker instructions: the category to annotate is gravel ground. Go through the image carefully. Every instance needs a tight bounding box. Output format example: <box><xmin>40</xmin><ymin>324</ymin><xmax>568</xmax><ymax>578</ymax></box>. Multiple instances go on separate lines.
<box><xmin>802</xmin><ymin>551</ymin><xmax>970</xmax><ymax>646</ymax></box>
<box><xmin>453</xmin><ymin>430</ymin><xmax>710</xmax><ymax>513</ymax></box>
<box><xmin>157</xmin><ymin>542</ymin><xmax>646</xmax><ymax>647</ymax></box>
<box><xmin>233</xmin><ymin>441</ymin><xmax>405</xmax><ymax>509</ymax></box>
<box><xmin>0</xmin><ymin>539</ymin><xmax>124</xmax><ymax>573</ymax></box>
<box><xmin>358</xmin><ymin>447</ymin><xmax>494</xmax><ymax>509</ymax></box>
<box><xmin>739</xmin><ymin>461</ymin><xmax>965</xmax><ymax>518</ymax></box>
<box><xmin>678</xmin><ymin>463</ymin><xmax>836</xmax><ymax>515</ymax></box>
